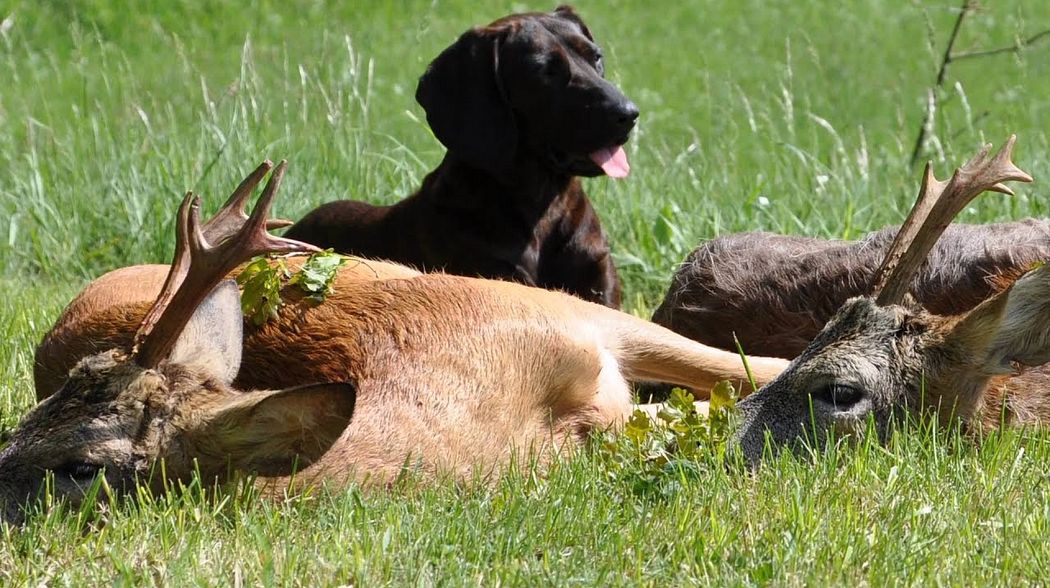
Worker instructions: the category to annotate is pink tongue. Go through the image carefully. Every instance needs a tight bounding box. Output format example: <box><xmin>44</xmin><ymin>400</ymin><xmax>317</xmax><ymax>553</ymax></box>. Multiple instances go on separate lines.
<box><xmin>589</xmin><ymin>145</ymin><xmax>630</xmax><ymax>178</ymax></box>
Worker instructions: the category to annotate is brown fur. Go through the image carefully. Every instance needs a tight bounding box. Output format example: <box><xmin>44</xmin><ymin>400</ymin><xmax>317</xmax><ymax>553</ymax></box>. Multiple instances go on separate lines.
<box><xmin>653</xmin><ymin>220</ymin><xmax>1050</xmax><ymax>359</ymax></box>
<box><xmin>2</xmin><ymin>255</ymin><xmax>791</xmax><ymax>522</ymax></box>
<box><xmin>975</xmin><ymin>369</ymin><xmax>1050</xmax><ymax>431</ymax></box>
<box><xmin>34</xmin><ymin>257</ymin><xmax>422</xmax><ymax>399</ymax></box>
<box><xmin>36</xmin><ymin>257</ymin><xmax>786</xmax><ymax>402</ymax></box>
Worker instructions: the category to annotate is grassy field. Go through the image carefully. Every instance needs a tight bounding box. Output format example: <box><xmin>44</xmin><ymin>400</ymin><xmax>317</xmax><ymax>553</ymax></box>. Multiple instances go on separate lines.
<box><xmin>2</xmin><ymin>0</ymin><xmax>1050</xmax><ymax>584</ymax></box>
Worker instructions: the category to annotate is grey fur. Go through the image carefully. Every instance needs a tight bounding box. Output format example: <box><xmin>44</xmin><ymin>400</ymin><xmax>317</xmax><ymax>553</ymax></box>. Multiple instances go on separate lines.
<box><xmin>168</xmin><ymin>280</ymin><xmax>243</xmax><ymax>385</ymax></box>
<box><xmin>653</xmin><ymin>220</ymin><xmax>1050</xmax><ymax>360</ymax></box>
<box><xmin>0</xmin><ymin>286</ymin><xmax>352</xmax><ymax>526</ymax></box>
<box><xmin>733</xmin><ymin>263</ymin><xmax>1050</xmax><ymax>466</ymax></box>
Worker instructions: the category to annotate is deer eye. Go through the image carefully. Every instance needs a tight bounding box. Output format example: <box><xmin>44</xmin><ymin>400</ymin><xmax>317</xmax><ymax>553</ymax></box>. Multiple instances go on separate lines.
<box><xmin>812</xmin><ymin>383</ymin><xmax>864</xmax><ymax>409</ymax></box>
<box><xmin>55</xmin><ymin>461</ymin><xmax>102</xmax><ymax>481</ymax></box>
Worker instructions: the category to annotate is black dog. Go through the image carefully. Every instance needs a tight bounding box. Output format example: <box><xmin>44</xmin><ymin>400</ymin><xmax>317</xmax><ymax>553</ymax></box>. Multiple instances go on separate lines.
<box><xmin>285</xmin><ymin>6</ymin><xmax>638</xmax><ymax>307</ymax></box>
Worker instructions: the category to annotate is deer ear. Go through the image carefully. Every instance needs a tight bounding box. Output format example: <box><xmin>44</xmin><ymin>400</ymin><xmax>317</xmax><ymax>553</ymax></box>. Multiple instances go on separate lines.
<box><xmin>943</xmin><ymin>288</ymin><xmax>1011</xmax><ymax>365</ymax></box>
<box><xmin>923</xmin><ymin>293</ymin><xmax>1012</xmax><ymax>421</ymax></box>
<box><xmin>197</xmin><ymin>382</ymin><xmax>356</xmax><ymax>477</ymax></box>
<box><xmin>415</xmin><ymin>26</ymin><xmax>517</xmax><ymax>174</ymax></box>
<box><xmin>983</xmin><ymin>264</ymin><xmax>1050</xmax><ymax>369</ymax></box>
<box><xmin>944</xmin><ymin>287</ymin><xmax>1007</xmax><ymax>344</ymax></box>
<box><xmin>168</xmin><ymin>280</ymin><xmax>243</xmax><ymax>385</ymax></box>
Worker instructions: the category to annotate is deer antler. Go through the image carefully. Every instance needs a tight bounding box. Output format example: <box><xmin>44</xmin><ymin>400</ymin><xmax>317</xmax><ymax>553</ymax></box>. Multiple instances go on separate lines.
<box><xmin>871</xmin><ymin>135</ymin><xmax>1033</xmax><ymax>305</ymax></box>
<box><xmin>135</xmin><ymin>161</ymin><xmax>286</xmax><ymax>348</ymax></box>
<box><xmin>201</xmin><ymin>161</ymin><xmax>296</xmax><ymax>243</ymax></box>
<box><xmin>132</xmin><ymin>161</ymin><xmax>320</xmax><ymax>368</ymax></box>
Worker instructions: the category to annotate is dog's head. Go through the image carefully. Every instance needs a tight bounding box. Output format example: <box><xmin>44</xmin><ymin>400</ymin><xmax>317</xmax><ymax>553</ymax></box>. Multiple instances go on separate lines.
<box><xmin>416</xmin><ymin>5</ymin><xmax>638</xmax><ymax>178</ymax></box>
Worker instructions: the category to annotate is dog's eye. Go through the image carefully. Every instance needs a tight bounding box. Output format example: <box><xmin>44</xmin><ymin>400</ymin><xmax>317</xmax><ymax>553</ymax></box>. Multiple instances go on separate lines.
<box><xmin>593</xmin><ymin>50</ymin><xmax>604</xmax><ymax>73</ymax></box>
<box><xmin>55</xmin><ymin>460</ymin><xmax>102</xmax><ymax>481</ymax></box>
<box><xmin>811</xmin><ymin>383</ymin><xmax>864</xmax><ymax>409</ymax></box>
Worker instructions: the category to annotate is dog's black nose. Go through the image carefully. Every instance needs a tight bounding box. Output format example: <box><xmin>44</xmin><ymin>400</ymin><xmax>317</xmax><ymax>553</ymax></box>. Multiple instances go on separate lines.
<box><xmin>615</xmin><ymin>100</ymin><xmax>640</xmax><ymax>128</ymax></box>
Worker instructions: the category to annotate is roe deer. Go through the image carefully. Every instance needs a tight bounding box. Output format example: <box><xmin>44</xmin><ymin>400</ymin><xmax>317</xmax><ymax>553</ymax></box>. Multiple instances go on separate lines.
<box><xmin>732</xmin><ymin>136</ymin><xmax>1045</xmax><ymax>465</ymax></box>
<box><xmin>652</xmin><ymin>220</ymin><xmax>1050</xmax><ymax>359</ymax></box>
<box><xmin>3</xmin><ymin>162</ymin><xmax>788</xmax><ymax>525</ymax></box>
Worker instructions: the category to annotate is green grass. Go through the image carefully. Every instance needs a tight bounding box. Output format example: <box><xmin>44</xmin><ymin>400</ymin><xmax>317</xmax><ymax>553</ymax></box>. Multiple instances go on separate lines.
<box><xmin>2</xmin><ymin>0</ymin><xmax>1050</xmax><ymax>584</ymax></box>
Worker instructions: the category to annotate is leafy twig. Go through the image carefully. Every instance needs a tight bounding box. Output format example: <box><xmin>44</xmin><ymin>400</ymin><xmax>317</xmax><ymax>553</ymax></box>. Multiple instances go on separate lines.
<box><xmin>236</xmin><ymin>257</ymin><xmax>289</xmax><ymax>326</ymax></box>
<box><xmin>601</xmin><ymin>384</ymin><xmax>739</xmax><ymax>496</ymax></box>
<box><xmin>235</xmin><ymin>250</ymin><xmax>348</xmax><ymax>325</ymax></box>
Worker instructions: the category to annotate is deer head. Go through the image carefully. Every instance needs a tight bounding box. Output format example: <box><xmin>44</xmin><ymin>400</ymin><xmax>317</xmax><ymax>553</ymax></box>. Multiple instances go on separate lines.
<box><xmin>0</xmin><ymin>163</ymin><xmax>355</xmax><ymax>526</ymax></box>
<box><xmin>734</xmin><ymin>136</ymin><xmax>1036</xmax><ymax>466</ymax></box>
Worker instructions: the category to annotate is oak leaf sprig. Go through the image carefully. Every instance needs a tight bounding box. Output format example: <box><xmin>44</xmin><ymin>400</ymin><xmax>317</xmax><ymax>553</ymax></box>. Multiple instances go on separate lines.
<box><xmin>234</xmin><ymin>250</ymin><xmax>348</xmax><ymax>325</ymax></box>
<box><xmin>287</xmin><ymin>250</ymin><xmax>349</xmax><ymax>303</ymax></box>
<box><xmin>236</xmin><ymin>257</ymin><xmax>290</xmax><ymax>326</ymax></box>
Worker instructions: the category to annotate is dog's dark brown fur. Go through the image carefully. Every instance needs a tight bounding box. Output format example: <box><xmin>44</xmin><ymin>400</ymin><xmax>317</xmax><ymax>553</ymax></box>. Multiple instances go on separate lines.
<box><xmin>286</xmin><ymin>6</ymin><xmax>637</xmax><ymax>307</ymax></box>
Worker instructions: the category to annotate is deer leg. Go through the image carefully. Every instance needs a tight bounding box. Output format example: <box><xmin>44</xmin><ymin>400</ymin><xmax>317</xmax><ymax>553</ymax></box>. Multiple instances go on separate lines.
<box><xmin>587</xmin><ymin>305</ymin><xmax>790</xmax><ymax>397</ymax></box>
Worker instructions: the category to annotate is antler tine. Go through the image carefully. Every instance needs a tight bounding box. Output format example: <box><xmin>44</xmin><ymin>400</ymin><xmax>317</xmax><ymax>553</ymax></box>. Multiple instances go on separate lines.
<box><xmin>872</xmin><ymin>135</ymin><xmax>1033</xmax><ymax>305</ymax></box>
<box><xmin>132</xmin><ymin>160</ymin><xmax>288</xmax><ymax>352</ymax></box>
<box><xmin>131</xmin><ymin>192</ymin><xmax>198</xmax><ymax>354</ymax></box>
<box><xmin>201</xmin><ymin>160</ymin><xmax>294</xmax><ymax>244</ymax></box>
<box><xmin>234</xmin><ymin>160</ymin><xmax>316</xmax><ymax>256</ymax></box>
<box><xmin>983</xmin><ymin>134</ymin><xmax>1032</xmax><ymax>194</ymax></box>
<box><xmin>133</xmin><ymin>162</ymin><xmax>321</xmax><ymax>368</ymax></box>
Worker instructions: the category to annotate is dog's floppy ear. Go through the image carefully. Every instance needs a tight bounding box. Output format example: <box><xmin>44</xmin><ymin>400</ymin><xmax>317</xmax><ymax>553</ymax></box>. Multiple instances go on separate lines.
<box><xmin>416</xmin><ymin>26</ymin><xmax>517</xmax><ymax>174</ymax></box>
<box><xmin>553</xmin><ymin>5</ymin><xmax>594</xmax><ymax>40</ymax></box>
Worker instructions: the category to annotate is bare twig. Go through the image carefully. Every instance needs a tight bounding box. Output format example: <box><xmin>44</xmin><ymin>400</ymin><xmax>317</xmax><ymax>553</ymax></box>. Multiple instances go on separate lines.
<box><xmin>952</xmin><ymin>28</ymin><xmax>1050</xmax><ymax>60</ymax></box>
<box><xmin>910</xmin><ymin>2</ymin><xmax>1050</xmax><ymax>167</ymax></box>
<box><xmin>910</xmin><ymin>0</ymin><xmax>975</xmax><ymax>167</ymax></box>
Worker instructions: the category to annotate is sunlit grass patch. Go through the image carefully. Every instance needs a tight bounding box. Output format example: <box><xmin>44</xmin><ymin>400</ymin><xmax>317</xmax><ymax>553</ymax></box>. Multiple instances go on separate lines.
<box><xmin>1</xmin><ymin>0</ymin><xmax>1050</xmax><ymax>584</ymax></box>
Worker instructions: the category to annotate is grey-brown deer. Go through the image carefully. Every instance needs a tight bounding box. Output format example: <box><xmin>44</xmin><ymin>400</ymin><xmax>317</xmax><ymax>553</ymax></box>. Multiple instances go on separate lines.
<box><xmin>733</xmin><ymin>136</ymin><xmax>1045</xmax><ymax>465</ymax></box>
<box><xmin>2</xmin><ymin>162</ymin><xmax>789</xmax><ymax>525</ymax></box>
<box><xmin>653</xmin><ymin>220</ymin><xmax>1050</xmax><ymax>361</ymax></box>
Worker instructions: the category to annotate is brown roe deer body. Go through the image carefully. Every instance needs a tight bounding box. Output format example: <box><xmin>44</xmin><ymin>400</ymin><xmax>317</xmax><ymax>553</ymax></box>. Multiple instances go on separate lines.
<box><xmin>653</xmin><ymin>220</ymin><xmax>1050</xmax><ymax>359</ymax></box>
<box><xmin>2</xmin><ymin>162</ymin><xmax>788</xmax><ymax>525</ymax></box>
<box><xmin>733</xmin><ymin>136</ymin><xmax>1048</xmax><ymax>465</ymax></box>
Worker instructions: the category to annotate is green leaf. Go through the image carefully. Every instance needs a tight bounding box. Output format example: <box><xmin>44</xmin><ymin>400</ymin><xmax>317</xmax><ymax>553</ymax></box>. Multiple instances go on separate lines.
<box><xmin>236</xmin><ymin>257</ymin><xmax>288</xmax><ymax>326</ymax></box>
<box><xmin>624</xmin><ymin>410</ymin><xmax>653</xmax><ymax>444</ymax></box>
<box><xmin>288</xmin><ymin>250</ymin><xmax>348</xmax><ymax>302</ymax></box>
<box><xmin>667</xmin><ymin>387</ymin><xmax>697</xmax><ymax>413</ymax></box>
<box><xmin>710</xmin><ymin>380</ymin><xmax>737</xmax><ymax>415</ymax></box>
